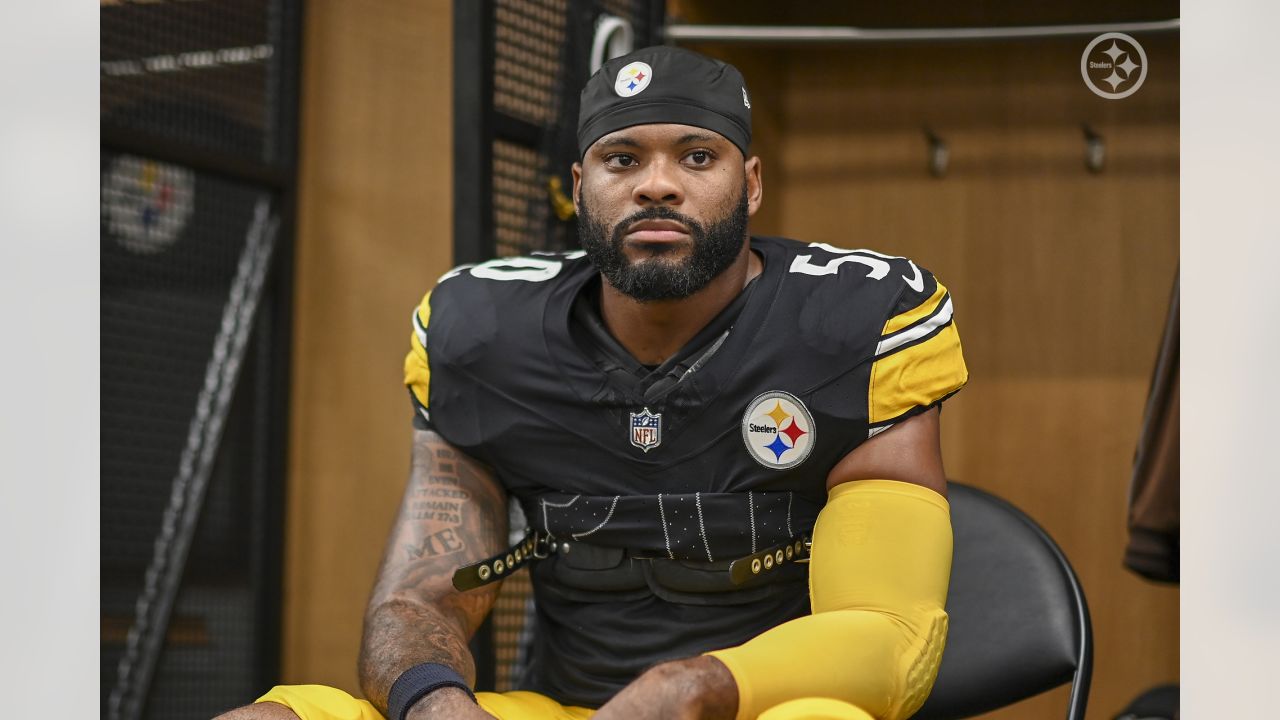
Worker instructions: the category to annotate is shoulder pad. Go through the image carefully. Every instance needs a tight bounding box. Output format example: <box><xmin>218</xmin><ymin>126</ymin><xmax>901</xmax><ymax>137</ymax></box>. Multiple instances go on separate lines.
<box><xmin>404</xmin><ymin>249</ymin><xmax>590</xmax><ymax>411</ymax></box>
<box><xmin>779</xmin><ymin>241</ymin><xmax>967</xmax><ymax>433</ymax></box>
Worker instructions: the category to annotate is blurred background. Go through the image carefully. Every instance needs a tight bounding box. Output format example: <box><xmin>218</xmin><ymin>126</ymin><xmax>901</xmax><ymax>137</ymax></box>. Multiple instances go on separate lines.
<box><xmin>99</xmin><ymin>1</ymin><xmax>1178</xmax><ymax>718</ymax></box>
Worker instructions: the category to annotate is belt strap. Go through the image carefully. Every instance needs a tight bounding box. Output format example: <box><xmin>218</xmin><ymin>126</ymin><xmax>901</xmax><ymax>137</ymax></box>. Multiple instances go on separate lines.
<box><xmin>728</xmin><ymin>535</ymin><xmax>812</xmax><ymax>585</ymax></box>
<box><xmin>453</xmin><ymin>530</ymin><xmax>812</xmax><ymax>591</ymax></box>
<box><xmin>452</xmin><ymin>531</ymin><xmax>546</xmax><ymax>591</ymax></box>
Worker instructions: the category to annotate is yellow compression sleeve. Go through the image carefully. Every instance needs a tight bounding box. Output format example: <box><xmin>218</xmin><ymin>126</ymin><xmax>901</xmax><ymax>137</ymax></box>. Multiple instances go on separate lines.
<box><xmin>708</xmin><ymin>479</ymin><xmax>953</xmax><ymax>720</ymax></box>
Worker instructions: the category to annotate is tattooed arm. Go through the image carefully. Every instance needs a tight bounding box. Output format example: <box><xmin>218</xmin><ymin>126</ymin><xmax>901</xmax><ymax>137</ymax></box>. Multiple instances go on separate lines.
<box><xmin>358</xmin><ymin>429</ymin><xmax>508</xmax><ymax>719</ymax></box>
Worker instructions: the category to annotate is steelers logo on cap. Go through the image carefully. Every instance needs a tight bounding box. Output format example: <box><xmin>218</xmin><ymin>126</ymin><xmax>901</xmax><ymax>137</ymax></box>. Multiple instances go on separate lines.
<box><xmin>742</xmin><ymin>391</ymin><xmax>816</xmax><ymax>470</ymax></box>
<box><xmin>614</xmin><ymin>61</ymin><xmax>653</xmax><ymax>98</ymax></box>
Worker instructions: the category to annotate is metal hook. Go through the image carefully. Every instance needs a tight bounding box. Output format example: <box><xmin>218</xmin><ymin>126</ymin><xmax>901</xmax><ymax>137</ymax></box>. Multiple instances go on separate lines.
<box><xmin>923</xmin><ymin>127</ymin><xmax>949</xmax><ymax>178</ymax></box>
<box><xmin>1082</xmin><ymin>124</ymin><xmax>1105</xmax><ymax>173</ymax></box>
<box><xmin>590</xmin><ymin>15</ymin><xmax>635</xmax><ymax>74</ymax></box>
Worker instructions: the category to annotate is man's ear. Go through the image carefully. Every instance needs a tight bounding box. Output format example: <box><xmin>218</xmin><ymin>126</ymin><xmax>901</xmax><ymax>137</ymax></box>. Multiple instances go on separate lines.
<box><xmin>744</xmin><ymin>155</ymin><xmax>763</xmax><ymax>217</ymax></box>
<box><xmin>571</xmin><ymin>162</ymin><xmax>583</xmax><ymax>212</ymax></box>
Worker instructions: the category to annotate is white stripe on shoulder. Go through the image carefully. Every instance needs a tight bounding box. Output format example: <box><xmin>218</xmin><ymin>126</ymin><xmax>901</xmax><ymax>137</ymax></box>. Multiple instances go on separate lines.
<box><xmin>412</xmin><ymin>307</ymin><xmax>428</xmax><ymax>349</ymax></box>
<box><xmin>868</xmin><ymin>423</ymin><xmax>895</xmax><ymax>439</ymax></box>
<box><xmin>876</xmin><ymin>296</ymin><xmax>953</xmax><ymax>357</ymax></box>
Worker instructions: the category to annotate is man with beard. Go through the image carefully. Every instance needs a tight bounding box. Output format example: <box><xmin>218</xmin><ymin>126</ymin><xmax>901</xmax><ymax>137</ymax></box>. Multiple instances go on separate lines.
<box><xmin>222</xmin><ymin>46</ymin><xmax>967</xmax><ymax>720</ymax></box>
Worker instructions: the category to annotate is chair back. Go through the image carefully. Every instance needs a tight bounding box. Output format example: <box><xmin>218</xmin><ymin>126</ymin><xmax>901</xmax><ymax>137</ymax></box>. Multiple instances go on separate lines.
<box><xmin>912</xmin><ymin>482</ymin><xmax>1092</xmax><ymax>720</ymax></box>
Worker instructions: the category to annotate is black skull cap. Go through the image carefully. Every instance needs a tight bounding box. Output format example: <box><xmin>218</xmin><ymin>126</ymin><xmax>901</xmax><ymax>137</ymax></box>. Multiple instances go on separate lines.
<box><xmin>577</xmin><ymin>46</ymin><xmax>752</xmax><ymax>158</ymax></box>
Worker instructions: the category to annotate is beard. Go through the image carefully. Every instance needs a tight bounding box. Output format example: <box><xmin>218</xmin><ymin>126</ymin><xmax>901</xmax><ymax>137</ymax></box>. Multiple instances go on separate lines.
<box><xmin>576</xmin><ymin>185</ymin><xmax>749</xmax><ymax>303</ymax></box>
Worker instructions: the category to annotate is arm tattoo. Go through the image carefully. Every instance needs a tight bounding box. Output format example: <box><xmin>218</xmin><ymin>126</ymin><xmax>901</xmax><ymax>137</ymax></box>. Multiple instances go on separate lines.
<box><xmin>358</xmin><ymin>430</ymin><xmax>508</xmax><ymax>714</ymax></box>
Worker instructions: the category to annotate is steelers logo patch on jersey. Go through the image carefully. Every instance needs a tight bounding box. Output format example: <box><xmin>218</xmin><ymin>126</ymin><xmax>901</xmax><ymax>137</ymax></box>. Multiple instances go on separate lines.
<box><xmin>741</xmin><ymin>391</ymin><xmax>815</xmax><ymax>470</ymax></box>
<box><xmin>614</xmin><ymin>61</ymin><xmax>653</xmax><ymax>97</ymax></box>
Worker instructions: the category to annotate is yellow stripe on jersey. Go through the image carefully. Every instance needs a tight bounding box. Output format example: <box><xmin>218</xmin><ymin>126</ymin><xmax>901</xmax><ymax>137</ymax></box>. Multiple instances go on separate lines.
<box><xmin>403</xmin><ymin>290</ymin><xmax>432</xmax><ymax>409</ymax></box>
<box><xmin>868</xmin><ymin>320</ymin><xmax>968</xmax><ymax>427</ymax></box>
<box><xmin>881</xmin><ymin>281</ymin><xmax>947</xmax><ymax>336</ymax></box>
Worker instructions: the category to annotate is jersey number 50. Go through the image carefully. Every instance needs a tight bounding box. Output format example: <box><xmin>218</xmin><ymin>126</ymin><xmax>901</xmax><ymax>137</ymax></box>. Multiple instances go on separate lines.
<box><xmin>440</xmin><ymin>251</ymin><xmax>586</xmax><ymax>283</ymax></box>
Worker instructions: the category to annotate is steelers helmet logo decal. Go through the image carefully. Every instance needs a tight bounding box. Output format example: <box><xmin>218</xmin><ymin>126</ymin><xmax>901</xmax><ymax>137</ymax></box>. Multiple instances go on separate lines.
<box><xmin>103</xmin><ymin>155</ymin><xmax>195</xmax><ymax>255</ymax></box>
<box><xmin>614</xmin><ymin>61</ymin><xmax>653</xmax><ymax>97</ymax></box>
<box><xmin>742</xmin><ymin>391</ymin><xmax>816</xmax><ymax>470</ymax></box>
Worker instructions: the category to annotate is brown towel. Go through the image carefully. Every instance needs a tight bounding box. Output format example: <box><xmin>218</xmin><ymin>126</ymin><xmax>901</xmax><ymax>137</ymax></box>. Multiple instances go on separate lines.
<box><xmin>1125</xmin><ymin>273</ymin><xmax>1179</xmax><ymax>583</ymax></box>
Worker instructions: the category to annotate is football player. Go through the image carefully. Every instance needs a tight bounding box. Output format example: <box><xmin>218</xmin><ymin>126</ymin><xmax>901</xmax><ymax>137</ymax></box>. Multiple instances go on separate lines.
<box><xmin>220</xmin><ymin>45</ymin><xmax>967</xmax><ymax>720</ymax></box>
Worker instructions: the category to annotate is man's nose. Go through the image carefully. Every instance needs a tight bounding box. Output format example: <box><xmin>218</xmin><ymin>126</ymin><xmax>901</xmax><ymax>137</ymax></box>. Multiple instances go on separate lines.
<box><xmin>632</xmin><ymin>159</ymin><xmax>684</xmax><ymax>206</ymax></box>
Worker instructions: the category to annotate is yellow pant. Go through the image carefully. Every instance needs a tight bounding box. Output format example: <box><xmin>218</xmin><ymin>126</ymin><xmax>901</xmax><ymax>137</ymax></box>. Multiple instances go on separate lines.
<box><xmin>256</xmin><ymin>684</ymin><xmax>872</xmax><ymax>720</ymax></box>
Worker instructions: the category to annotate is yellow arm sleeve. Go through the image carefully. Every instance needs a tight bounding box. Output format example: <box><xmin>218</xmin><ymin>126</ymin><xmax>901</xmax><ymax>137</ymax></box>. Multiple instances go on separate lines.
<box><xmin>708</xmin><ymin>480</ymin><xmax>953</xmax><ymax>720</ymax></box>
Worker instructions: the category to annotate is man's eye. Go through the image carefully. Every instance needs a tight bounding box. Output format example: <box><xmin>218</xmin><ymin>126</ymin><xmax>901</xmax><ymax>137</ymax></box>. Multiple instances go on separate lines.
<box><xmin>687</xmin><ymin>150</ymin><xmax>712</xmax><ymax>165</ymax></box>
<box><xmin>606</xmin><ymin>155</ymin><xmax>637</xmax><ymax>168</ymax></box>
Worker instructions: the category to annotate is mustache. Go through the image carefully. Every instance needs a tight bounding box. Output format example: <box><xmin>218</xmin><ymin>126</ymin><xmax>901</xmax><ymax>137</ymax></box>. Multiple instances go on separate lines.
<box><xmin>612</xmin><ymin>207</ymin><xmax>703</xmax><ymax>242</ymax></box>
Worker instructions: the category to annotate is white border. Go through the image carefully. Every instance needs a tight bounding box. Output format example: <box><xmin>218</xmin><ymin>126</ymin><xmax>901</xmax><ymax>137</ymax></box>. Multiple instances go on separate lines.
<box><xmin>1182</xmin><ymin>3</ymin><xmax>1280</xmax><ymax>716</ymax></box>
<box><xmin>0</xmin><ymin>1</ymin><xmax>99</xmax><ymax>716</ymax></box>
<box><xmin>4</xmin><ymin>2</ymin><xmax>1273</xmax><ymax>715</ymax></box>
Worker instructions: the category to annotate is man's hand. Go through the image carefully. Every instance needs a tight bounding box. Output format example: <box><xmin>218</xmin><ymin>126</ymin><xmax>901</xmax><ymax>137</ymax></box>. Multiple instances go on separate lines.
<box><xmin>405</xmin><ymin>688</ymin><xmax>495</xmax><ymax>720</ymax></box>
<box><xmin>591</xmin><ymin>656</ymin><xmax>738</xmax><ymax>720</ymax></box>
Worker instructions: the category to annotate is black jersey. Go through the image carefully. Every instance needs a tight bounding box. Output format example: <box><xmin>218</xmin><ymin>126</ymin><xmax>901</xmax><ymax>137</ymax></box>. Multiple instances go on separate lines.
<box><xmin>403</xmin><ymin>236</ymin><xmax>967</xmax><ymax>706</ymax></box>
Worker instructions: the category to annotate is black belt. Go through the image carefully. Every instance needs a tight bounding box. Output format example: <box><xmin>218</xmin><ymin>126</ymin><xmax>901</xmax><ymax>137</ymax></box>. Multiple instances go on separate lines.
<box><xmin>727</xmin><ymin>536</ymin><xmax>812</xmax><ymax>585</ymax></box>
<box><xmin>452</xmin><ymin>530</ymin><xmax>811</xmax><ymax>592</ymax></box>
<box><xmin>451</xmin><ymin>530</ymin><xmax>549</xmax><ymax>591</ymax></box>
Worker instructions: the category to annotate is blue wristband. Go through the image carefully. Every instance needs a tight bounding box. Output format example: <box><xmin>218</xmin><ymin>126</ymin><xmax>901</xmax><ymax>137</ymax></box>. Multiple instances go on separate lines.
<box><xmin>386</xmin><ymin>662</ymin><xmax>476</xmax><ymax>720</ymax></box>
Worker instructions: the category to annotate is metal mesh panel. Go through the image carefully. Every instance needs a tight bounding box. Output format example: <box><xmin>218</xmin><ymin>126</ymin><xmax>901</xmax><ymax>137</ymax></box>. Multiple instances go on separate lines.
<box><xmin>493</xmin><ymin>139</ymin><xmax>553</xmax><ymax>257</ymax></box>
<box><xmin>490</xmin><ymin>569</ymin><xmax>535</xmax><ymax>691</ymax></box>
<box><xmin>101</xmin><ymin>0</ymin><xmax>297</xmax><ymax>712</ymax></box>
<box><xmin>494</xmin><ymin>0</ymin><xmax>569</xmax><ymax>126</ymax></box>
<box><xmin>101</xmin><ymin>154</ymin><xmax>264</xmax><ymax>582</ymax></box>
<box><xmin>102</xmin><ymin>584</ymin><xmax>259</xmax><ymax>720</ymax></box>
<box><xmin>101</xmin><ymin>149</ymin><xmax>280</xmax><ymax>719</ymax></box>
<box><xmin>101</xmin><ymin>0</ymin><xmax>293</xmax><ymax>167</ymax></box>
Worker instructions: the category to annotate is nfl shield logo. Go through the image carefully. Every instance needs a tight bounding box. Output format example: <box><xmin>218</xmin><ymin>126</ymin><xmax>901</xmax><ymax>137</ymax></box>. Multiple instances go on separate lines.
<box><xmin>630</xmin><ymin>408</ymin><xmax>662</xmax><ymax>452</ymax></box>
